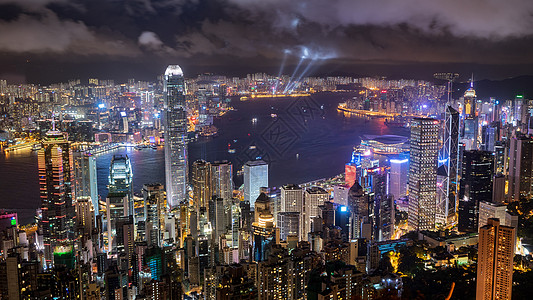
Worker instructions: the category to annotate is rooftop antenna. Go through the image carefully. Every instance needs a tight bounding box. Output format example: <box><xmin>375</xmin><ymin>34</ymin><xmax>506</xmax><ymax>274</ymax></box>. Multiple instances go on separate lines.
<box><xmin>470</xmin><ymin>73</ymin><xmax>474</xmax><ymax>88</ymax></box>
<box><xmin>51</xmin><ymin>110</ymin><xmax>56</xmax><ymax>131</ymax></box>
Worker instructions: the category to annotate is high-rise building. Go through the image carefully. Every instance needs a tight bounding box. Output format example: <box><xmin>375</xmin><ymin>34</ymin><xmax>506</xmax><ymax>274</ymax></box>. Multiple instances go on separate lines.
<box><xmin>476</xmin><ymin>218</ymin><xmax>515</xmax><ymax>300</ymax></box>
<box><xmin>507</xmin><ymin>134</ymin><xmax>533</xmax><ymax>202</ymax></box>
<box><xmin>252</xmin><ymin>193</ymin><xmax>275</xmax><ymax>262</ymax></box>
<box><xmin>478</xmin><ymin>201</ymin><xmax>517</xmax><ymax>232</ymax></box>
<box><xmin>277</xmin><ymin>212</ymin><xmax>300</xmax><ymax>241</ymax></box>
<box><xmin>458</xmin><ymin>150</ymin><xmax>494</xmax><ymax>233</ymax></box>
<box><xmin>38</xmin><ymin>129</ymin><xmax>73</xmax><ymax>268</ymax></box>
<box><xmin>408</xmin><ymin>118</ymin><xmax>439</xmax><ymax>231</ymax></box>
<box><xmin>389</xmin><ymin>154</ymin><xmax>409</xmax><ymax>200</ymax></box>
<box><xmin>377</xmin><ymin>194</ymin><xmax>395</xmax><ymax>241</ymax></box>
<box><xmin>73</xmin><ymin>151</ymin><xmax>98</xmax><ymax>217</ymax></box>
<box><xmin>109</xmin><ymin>155</ymin><xmax>133</xmax><ymax>215</ymax></box>
<box><xmin>461</xmin><ymin>83</ymin><xmax>479</xmax><ymax>150</ymax></box>
<box><xmin>345</xmin><ymin>150</ymin><xmax>362</xmax><ymax>187</ymax></box>
<box><xmin>243</xmin><ymin>160</ymin><xmax>268</xmax><ymax>208</ymax></box>
<box><xmin>210</xmin><ymin>160</ymin><xmax>233</xmax><ymax>202</ymax></box>
<box><xmin>437</xmin><ymin>105</ymin><xmax>459</xmax><ymax>225</ymax></box>
<box><xmin>280</xmin><ymin>184</ymin><xmax>303</xmax><ymax>213</ymax></box>
<box><xmin>492</xmin><ymin>173</ymin><xmax>506</xmax><ymax>204</ymax></box>
<box><xmin>191</xmin><ymin>160</ymin><xmax>212</xmax><ymax>211</ymax></box>
<box><xmin>75</xmin><ymin>196</ymin><xmax>95</xmax><ymax>235</ymax></box>
<box><xmin>304</xmin><ymin>187</ymin><xmax>329</xmax><ymax>238</ymax></box>
<box><xmin>143</xmin><ymin>184</ymin><xmax>166</xmax><ymax>247</ymax></box>
<box><xmin>164</xmin><ymin>65</ymin><xmax>188</xmax><ymax>208</ymax></box>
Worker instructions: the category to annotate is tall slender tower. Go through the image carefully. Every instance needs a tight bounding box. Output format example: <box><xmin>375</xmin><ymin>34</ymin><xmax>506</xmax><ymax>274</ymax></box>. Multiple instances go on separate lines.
<box><xmin>164</xmin><ymin>65</ymin><xmax>188</xmax><ymax>209</ymax></box>
<box><xmin>243</xmin><ymin>160</ymin><xmax>269</xmax><ymax>208</ymax></box>
<box><xmin>408</xmin><ymin>118</ymin><xmax>439</xmax><ymax>231</ymax></box>
<box><xmin>437</xmin><ymin>105</ymin><xmax>459</xmax><ymax>226</ymax></box>
<box><xmin>476</xmin><ymin>218</ymin><xmax>515</xmax><ymax>300</ymax></box>
<box><xmin>38</xmin><ymin>129</ymin><xmax>73</xmax><ymax>268</ymax></box>
<box><xmin>461</xmin><ymin>80</ymin><xmax>479</xmax><ymax>150</ymax></box>
<box><xmin>458</xmin><ymin>150</ymin><xmax>494</xmax><ymax>233</ymax></box>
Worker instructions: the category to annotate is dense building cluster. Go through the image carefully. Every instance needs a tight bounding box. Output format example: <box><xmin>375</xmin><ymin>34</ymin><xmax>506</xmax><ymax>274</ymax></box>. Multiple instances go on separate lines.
<box><xmin>0</xmin><ymin>68</ymin><xmax>531</xmax><ymax>299</ymax></box>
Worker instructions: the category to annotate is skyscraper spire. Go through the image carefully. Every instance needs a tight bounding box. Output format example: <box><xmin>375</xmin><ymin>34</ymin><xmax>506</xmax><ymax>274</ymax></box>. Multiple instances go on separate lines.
<box><xmin>51</xmin><ymin>110</ymin><xmax>56</xmax><ymax>131</ymax></box>
<box><xmin>470</xmin><ymin>73</ymin><xmax>474</xmax><ymax>88</ymax></box>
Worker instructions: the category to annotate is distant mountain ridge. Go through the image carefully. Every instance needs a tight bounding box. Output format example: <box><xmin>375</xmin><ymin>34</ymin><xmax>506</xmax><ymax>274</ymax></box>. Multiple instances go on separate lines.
<box><xmin>452</xmin><ymin>75</ymin><xmax>533</xmax><ymax>100</ymax></box>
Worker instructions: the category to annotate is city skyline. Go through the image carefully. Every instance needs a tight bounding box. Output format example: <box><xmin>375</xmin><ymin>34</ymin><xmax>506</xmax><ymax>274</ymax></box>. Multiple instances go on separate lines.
<box><xmin>3</xmin><ymin>0</ymin><xmax>533</xmax><ymax>296</ymax></box>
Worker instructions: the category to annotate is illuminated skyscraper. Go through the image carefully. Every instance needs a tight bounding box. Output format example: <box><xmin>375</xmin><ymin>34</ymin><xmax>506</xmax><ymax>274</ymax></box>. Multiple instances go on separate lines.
<box><xmin>304</xmin><ymin>187</ymin><xmax>329</xmax><ymax>238</ymax></box>
<box><xmin>458</xmin><ymin>150</ymin><xmax>493</xmax><ymax>233</ymax></box>
<box><xmin>461</xmin><ymin>82</ymin><xmax>479</xmax><ymax>150</ymax></box>
<box><xmin>389</xmin><ymin>154</ymin><xmax>409</xmax><ymax>200</ymax></box>
<box><xmin>507</xmin><ymin>134</ymin><xmax>533</xmax><ymax>202</ymax></box>
<box><xmin>109</xmin><ymin>155</ymin><xmax>133</xmax><ymax>214</ymax></box>
<box><xmin>476</xmin><ymin>218</ymin><xmax>515</xmax><ymax>300</ymax></box>
<box><xmin>38</xmin><ymin>129</ymin><xmax>73</xmax><ymax>268</ymax></box>
<box><xmin>164</xmin><ymin>65</ymin><xmax>188</xmax><ymax>208</ymax></box>
<box><xmin>191</xmin><ymin>160</ymin><xmax>212</xmax><ymax>212</ymax></box>
<box><xmin>210</xmin><ymin>161</ymin><xmax>233</xmax><ymax>202</ymax></box>
<box><xmin>408</xmin><ymin>118</ymin><xmax>439</xmax><ymax>231</ymax></box>
<box><xmin>243</xmin><ymin>160</ymin><xmax>268</xmax><ymax>208</ymax></box>
<box><xmin>143</xmin><ymin>183</ymin><xmax>166</xmax><ymax>247</ymax></box>
<box><xmin>437</xmin><ymin>105</ymin><xmax>459</xmax><ymax>226</ymax></box>
<box><xmin>73</xmin><ymin>151</ymin><xmax>98</xmax><ymax>218</ymax></box>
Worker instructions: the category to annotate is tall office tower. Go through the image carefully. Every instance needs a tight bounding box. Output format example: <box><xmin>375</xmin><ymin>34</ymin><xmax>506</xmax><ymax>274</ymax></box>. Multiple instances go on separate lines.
<box><xmin>458</xmin><ymin>150</ymin><xmax>494</xmax><ymax>233</ymax></box>
<box><xmin>492</xmin><ymin>174</ymin><xmax>506</xmax><ymax>204</ymax></box>
<box><xmin>333</xmin><ymin>184</ymin><xmax>350</xmax><ymax>206</ymax></box>
<box><xmin>243</xmin><ymin>160</ymin><xmax>268</xmax><ymax>208</ymax></box>
<box><xmin>493</xmin><ymin>142</ymin><xmax>506</xmax><ymax>174</ymax></box>
<box><xmin>478</xmin><ymin>201</ymin><xmax>518</xmax><ymax>232</ymax></box>
<box><xmin>461</xmin><ymin>83</ymin><xmax>479</xmax><ymax>150</ymax></box>
<box><xmin>197</xmin><ymin>87</ymin><xmax>208</xmax><ymax>126</ymax></box>
<box><xmin>476</xmin><ymin>218</ymin><xmax>515</xmax><ymax>300</ymax></box>
<box><xmin>208</xmin><ymin>196</ymin><xmax>225</xmax><ymax>242</ymax></box>
<box><xmin>106</xmin><ymin>194</ymin><xmax>129</xmax><ymax>253</ymax></box>
<box><xmin>348</xmin><ymin>182</ymin><xmax>368</xmax><ymax>240</ymax></box>
<box><xmin>303</xmin><ymin>187</ymin><xmax>329</xmax><ymax>238</ymax></box>
<box><xmin>191</xmin><ymin>160</ymin><xmax>212</xmax><ymax>212</ymax></box>
<box><xmin>389</xmin><ymin>154</ymin><xmax>409</xmax><ymax>200</ymax></box>
<box><xmin>115</xmin><ymin>215</ymin><xmax>134</xmax><ymax>269</ymax></box>
<box><xmin>38</xmin><ymin>129</ymin><xmax>73</xmax><ymax>268</ymax></box>
<box><xmin>378</xmin><ymin>194</ymin><xmax>395</xmax><ymax>241</ymax></box>
<box><xmin>164</xmin><ymin>65</ymin><xmax>188</xmax><ymax>209</ymax></box>
<box><xmin>345</xmin><ymin>150</ymin><xmax>362</xmax><ymax>187</ymax></box>
<box><xmin>143</xmin><ymin>184</ymin><xmax>166</xmax><ymax>247</ymax></box>
<box><xmin>437</xmin><ymin>105</ymin><xmax>460</xmax><ymax>226</ymax></box>
<box><xmin>507</xmin><ymin>134</ymin><xmax>533</xmax><ymax>202</ymax></box>
<box><xmin>281</xmin><ymin>184</ymin><xmax>304</xmax><ymax>240</ymax></box>
<box><xmin>210</xmin><ymin>161</ymin><xmax>233</xmax><ymax>202</ymax></box>
<box><xmin>280</xmin><ymin>184</ymin><xmax>303</xmax><ymax>212</ymax></box>
<box><xmin>73</xmin><ymin>151</ymin><xmax>98</xmax><ymax>217</ymax></box>
<box><xmin>408</xmin><ymin>118</ymin><xmax>439</xmax><ymax>231</ymax></box>
<box><xmin>75</xmin><ymin>197</ymin><xmax>95</xmax><ymax>235</ymax></box>
<box><xmin>481</xmin><ymin>124</ymin><xmax>497</xmax><ymax>151</ymax></box>
<box><xmin>109</xmin><ymin>155</ymin><xmax>133</xmax><ymax>215</ymax></box>
<box><xmin>252</xmin><ymin>193</ymin><xmax>275</xmax><ymax>262</ymax></box>
<box><xmin>277</xmin><ymin>212</ymin><xmax>300</xmax><ymax>241</ymax></box>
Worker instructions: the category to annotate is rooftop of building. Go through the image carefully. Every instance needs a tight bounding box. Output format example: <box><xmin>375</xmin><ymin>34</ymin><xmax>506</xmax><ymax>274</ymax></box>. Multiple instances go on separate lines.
<box><xmin>361</xmin><ymin>134</ymin><xmax>409</xmax><ymax>145</ymax></box>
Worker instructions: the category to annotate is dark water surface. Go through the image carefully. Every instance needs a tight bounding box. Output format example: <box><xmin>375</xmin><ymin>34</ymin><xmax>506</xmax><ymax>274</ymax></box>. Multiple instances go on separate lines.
<box><xmin>0</xmin><ymin>93</ymin><xmax>408</xmax><ymax>224</ymax></box>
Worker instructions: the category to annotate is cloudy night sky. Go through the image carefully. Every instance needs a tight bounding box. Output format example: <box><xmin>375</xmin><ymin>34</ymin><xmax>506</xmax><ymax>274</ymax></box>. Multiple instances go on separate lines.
<box><xmin>1</xmin><ymin>0</ymin><xmax>533</xmax><ymax>83</ymax></box>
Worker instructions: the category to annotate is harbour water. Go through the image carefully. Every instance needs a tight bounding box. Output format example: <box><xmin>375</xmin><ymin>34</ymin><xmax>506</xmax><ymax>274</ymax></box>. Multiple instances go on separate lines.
<box><xmin>0</xmin><ymin>92</ymin><xmax>408</xmax><ymax>224</ymax></box>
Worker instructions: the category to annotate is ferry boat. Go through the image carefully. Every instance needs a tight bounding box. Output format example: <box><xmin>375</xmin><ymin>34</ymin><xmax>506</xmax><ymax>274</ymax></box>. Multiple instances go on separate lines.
<box><xmin>384</xmin><ymin>117</ymin><xmax>409</xmax><ymax>128</ymax></box>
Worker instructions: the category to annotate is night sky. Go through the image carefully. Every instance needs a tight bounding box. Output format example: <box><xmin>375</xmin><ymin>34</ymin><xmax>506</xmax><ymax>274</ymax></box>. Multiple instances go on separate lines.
<box><xmin>1</xmin><ymin>0</ymin><xmax>533</xmax><ymax>83</ymax></box>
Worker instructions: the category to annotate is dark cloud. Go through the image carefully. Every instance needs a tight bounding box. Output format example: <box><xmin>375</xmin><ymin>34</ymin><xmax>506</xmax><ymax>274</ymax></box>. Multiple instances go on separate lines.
<box><xmin>0</xmin><ymin>0</ymin><xmax>533</xmax><ymax>82</ymax></box>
